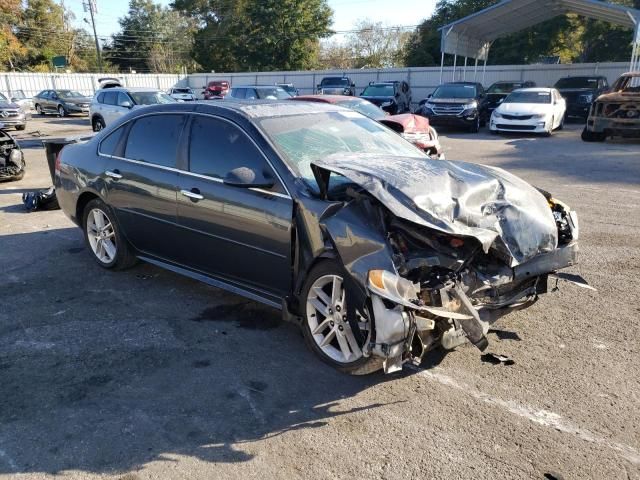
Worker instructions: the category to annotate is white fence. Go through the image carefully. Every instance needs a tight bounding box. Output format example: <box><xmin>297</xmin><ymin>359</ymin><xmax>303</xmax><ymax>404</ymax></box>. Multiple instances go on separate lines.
<box><xmin>0</xmin><ymin>73</ymin><xmax>188</xmax><ymax>99</ymax></box>
<box><xmin>1</xmin><ymin>62</ymin><xmax>629</xmax><ymax>107</ymax></box>
<box><xmin>188</xmin><ymin>62</ymin><xmax>629</xmax><ymax>105</ymax></box>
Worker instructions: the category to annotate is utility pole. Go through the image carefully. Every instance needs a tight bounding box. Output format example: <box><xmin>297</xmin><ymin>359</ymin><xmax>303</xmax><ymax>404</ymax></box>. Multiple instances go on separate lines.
<box><xmin>84</xmin><ymin>0</ymin><xmax>103</xmax><ymax>72</ymax></box>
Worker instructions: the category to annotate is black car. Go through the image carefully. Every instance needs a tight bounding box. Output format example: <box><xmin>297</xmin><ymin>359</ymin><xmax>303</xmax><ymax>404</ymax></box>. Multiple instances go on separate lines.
<box><xmin>33</xmin><ymin>89</ymin><xmax>92</xmax><ymax>117</ymax></box>
<box><xmin>485</xmin><ymin>80</ymin><xmax>536</xmax><ymax>116</ymax></box>
<box><xmin>554</xmin><ymin>76</ymin><xmax>609</xmax><ymax>120</ymax></box>
<box><xmin>316</xmin><ymin>77</ymin><xmax>356</xmax><ymax>96</ymax></box>
<box><xmin>54</xmin><ymin>101</ymin><xmax>584</xmax><ymax>375</ymax></box>
<box><xmin>359</xmin><ymin>81</ymin><xmax>411</xmax><ymax>114</ymax></box>
<box><xmin>417</xmin><ymin>82</ymin><xmax>489</xmax><ymax>133</ymax></box>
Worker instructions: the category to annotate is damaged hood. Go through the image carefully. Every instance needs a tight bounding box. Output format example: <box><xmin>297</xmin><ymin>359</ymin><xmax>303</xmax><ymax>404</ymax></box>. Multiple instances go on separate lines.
<box><xmin>312</xmin><ymin>154</ymin><xmax>558</xmax><ymax>265</ymax></box>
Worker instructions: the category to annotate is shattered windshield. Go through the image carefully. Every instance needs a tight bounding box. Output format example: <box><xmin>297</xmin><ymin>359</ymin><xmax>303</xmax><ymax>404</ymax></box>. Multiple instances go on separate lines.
<box><xmin>258</xmin><ymin>110</ymin><xmax>426</xmax><ymax>190</ymax></box>
<box><xmin>503</xmin><ymin>91</ymin><xmax>551</xmax><ymax>104</ymax></box>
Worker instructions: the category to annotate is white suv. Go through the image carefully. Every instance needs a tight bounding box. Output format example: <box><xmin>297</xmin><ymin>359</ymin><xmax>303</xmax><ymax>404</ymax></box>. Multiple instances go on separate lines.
<box><xmin>89</xmin><ymin>87</ymin><xmax>175</xmax><ymax>132</ymax></box>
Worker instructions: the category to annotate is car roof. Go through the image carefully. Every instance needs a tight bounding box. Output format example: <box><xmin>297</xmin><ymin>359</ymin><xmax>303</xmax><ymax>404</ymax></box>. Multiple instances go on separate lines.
<box><xmin>512</xmin><ymin>87</ymin><xmax>553</xmax><ymax>92</ymax></box>
<box><xmin>231</xmin><ymin>85</ymin><xmax>286</xmax><ymax>89</ymax></box>
<box><xmin>557</xmin><ymin>75</ymin><xmax>606</xmax><ymax>79</ymax></box>
<box><xmin>292</xmin><ymin>95</ymin><xmax>359</xmax><ymax>104</ymax></box>
<box><xmin>98</xmin><ymin>87</ymin><xmax>162</xmax><ymax>93</ymax></box>
<box><xmin>444</xmin><ymin>81</ymin><xmax>480</xmax><ymax>85</ymax></box>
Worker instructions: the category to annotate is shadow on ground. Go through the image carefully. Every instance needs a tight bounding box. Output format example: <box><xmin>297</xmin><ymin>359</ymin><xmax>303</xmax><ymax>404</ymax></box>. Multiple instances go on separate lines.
<box><xmin>0</xmin><ymin>227</ymin><xmax>411</xmax><ymax>476</ymax></box>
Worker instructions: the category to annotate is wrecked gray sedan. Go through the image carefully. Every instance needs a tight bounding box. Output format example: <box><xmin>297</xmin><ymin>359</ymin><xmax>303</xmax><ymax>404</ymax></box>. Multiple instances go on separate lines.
<box><xmin>54</xmin><ymin>101</ymin><xmax>584</xmax><ymax>374</ymax></box>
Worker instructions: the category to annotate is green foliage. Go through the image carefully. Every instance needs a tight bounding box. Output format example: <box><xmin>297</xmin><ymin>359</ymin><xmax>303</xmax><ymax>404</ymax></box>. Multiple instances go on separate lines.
<box><xmin>404</xmin><ymin>0</ymin><xmax>636</xmax><ymax>67</ymax></box>
<box><xmin>171</xmin><ymin>0</ymin><xmax>333</xmax><ymax>72</ymax></box>
<box><xmin>106</xmin><ymin>0</ymin><xmax>197</xmax><ymax>73</ymax></box>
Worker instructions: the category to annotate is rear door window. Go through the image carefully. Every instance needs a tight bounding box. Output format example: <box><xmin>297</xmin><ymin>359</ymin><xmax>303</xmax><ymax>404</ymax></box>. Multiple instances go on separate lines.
<box><xmin>124</xmin><ymin>114</ymin><xmax>186</xmax><ymax>168</ymax></box>
<box><xmin>96</xmin><ymin>92</ymin><xmax>105</xmax><ymax>103</ymax></box>
<box><xmin>232</xmin><ymin>88</ymin><xmax>246</xmax><ymax>99</ymax></box>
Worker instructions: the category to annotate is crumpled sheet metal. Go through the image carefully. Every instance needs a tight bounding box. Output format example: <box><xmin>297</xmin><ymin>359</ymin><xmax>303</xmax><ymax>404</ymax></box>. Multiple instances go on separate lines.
<box><xmin>380</xmin><ymin>113</ymin><xmax>431</xmax><ymax>134</ymax></box>
<box><xmin>312</xmin><ymin>154</ymin><xmax>558</xmax><ymax>266</ymax></box>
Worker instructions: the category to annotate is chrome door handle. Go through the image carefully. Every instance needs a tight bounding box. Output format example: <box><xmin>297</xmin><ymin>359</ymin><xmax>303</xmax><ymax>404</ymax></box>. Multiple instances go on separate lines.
<box><xmin>181</xmin><ymin>189</ymin><xmax>204</xmax><ymax>201</ymax></box>
<box><xmin>105</xmin><ymin>170</ymin><xmax>122</xmax><ymax>180</ymax></box>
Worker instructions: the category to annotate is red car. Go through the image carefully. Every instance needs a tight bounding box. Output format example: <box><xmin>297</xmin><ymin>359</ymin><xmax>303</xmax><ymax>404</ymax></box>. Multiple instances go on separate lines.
<box><xmin>291</xmin><ymin>95</ymin><xmax>443</xmax><ymax>159</ymax></box>
<box><xmin>202</xmin><ymin>81</ymin><xmax>230</xmax><ymax>100</ymax></box>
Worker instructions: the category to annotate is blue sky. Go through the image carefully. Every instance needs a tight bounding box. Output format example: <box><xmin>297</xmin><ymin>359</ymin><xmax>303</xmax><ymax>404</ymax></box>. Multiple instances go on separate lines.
<box><xmin>67</xmin><ymin>0</ymin><xmax>436</xmax><ymax>39</ymax></box>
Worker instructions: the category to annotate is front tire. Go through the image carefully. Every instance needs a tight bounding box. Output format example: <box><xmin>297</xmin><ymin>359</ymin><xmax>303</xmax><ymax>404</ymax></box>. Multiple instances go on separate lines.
<box><xmin>35</xmin><ymin>104</ymin><xmax>43</xmax><ymax>116</ymax></box>
<box><xmin>469</xmin><ymin>116</ymin><xmax>480</xmax><ymax>133</ymax></box>
<box><xmin>57</xmin><ymin>105</ymin><xmax>67</xmax><ymax>117</ymax></box>
<box><xmin>15</xmin><ymin>125</ymin><xmax>26</xmax><ymax>131</ymax></box>
<box><xmin>82</xmin><ymin>198</ymin><xmax>136</xmax><ymax>270</ymax></box>
<box><xmin>300</xmin><ymin>260</ymin><xmax>382</xmax><ymax>375</ymax></box>
<box><xmin>581</xmin><ymin>126</ymin><xmax>606</xmax><ymax>142</ymax></box>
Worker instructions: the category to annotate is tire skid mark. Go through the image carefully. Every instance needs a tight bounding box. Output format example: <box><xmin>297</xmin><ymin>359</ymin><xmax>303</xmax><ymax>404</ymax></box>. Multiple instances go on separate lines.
<box><xmin>417</xmin><ymin>368</ymin><xmax>640</xmax><ymax>466</ymax></box>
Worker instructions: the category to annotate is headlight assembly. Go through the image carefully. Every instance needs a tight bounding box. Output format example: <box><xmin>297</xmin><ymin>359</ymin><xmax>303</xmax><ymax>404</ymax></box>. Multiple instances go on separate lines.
<box><xmin>492</xmin><ymin>112</ymin><xmax>502</xmax><ymax>119</ymax></box>
<box><xmin>368</xmin><ymin>270</ymin><xmax>419</xmax><ymax>308</ymax></box>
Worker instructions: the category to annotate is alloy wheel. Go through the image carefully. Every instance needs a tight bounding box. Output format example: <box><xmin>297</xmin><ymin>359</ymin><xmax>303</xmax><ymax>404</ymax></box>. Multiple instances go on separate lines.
<box><xmin>305</xmin><ymin>274</ymin><xmax>369</xmax><ymax>364</ymax></box>
<box><xmin>58</xmin><ymin>106</ymin><xmax>66</xmax><ymax>117</ymax></box>
<box><xmin>36</xmin><ymin>104</ymin><xmax>42</xmax><ymax>115</ymax></box>
<box><xmin>86</xmin><ymin>208</ymin><xmax>117</xmax><ymax>264</ymax></box>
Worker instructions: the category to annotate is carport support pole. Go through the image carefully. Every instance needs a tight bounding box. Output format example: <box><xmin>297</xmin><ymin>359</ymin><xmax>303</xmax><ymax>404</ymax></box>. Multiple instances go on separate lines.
<box><xmin>439</xmin><ymin>52</ymin><xmax>445</xmax><ymax>84</ymax></box>
<box><xmin>463</xmin><ymin>57</ymin><xmax>467</xmax><ymax>80</ymax></box>
<box><xmin>453</xmin><ymin>54</ymin><xmax>457</xmax><ymax>81</ymax></box>
<box><xmin>474</xmin><ymin>57</ymin><xmax>479</xmax><ymax>81</ymax></box>
<box><xmin>482</xmin><ymin>57</ymin><xmax>487</xmax><ymax>85</ymax></box>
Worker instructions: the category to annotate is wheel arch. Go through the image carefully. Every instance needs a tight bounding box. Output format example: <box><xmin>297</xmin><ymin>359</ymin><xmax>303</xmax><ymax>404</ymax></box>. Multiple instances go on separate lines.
<box><xmin>75</xmin><ymin>190</ymin><xmax>102</xmax><ymax>223</ymax></box>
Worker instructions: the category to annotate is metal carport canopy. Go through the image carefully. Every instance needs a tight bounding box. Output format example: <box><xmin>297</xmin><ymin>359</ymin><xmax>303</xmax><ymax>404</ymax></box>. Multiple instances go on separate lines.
<box><xmin>439</xmin><ymin>0</ymin><xmax>640</xmax><ymax>70</ymax></box>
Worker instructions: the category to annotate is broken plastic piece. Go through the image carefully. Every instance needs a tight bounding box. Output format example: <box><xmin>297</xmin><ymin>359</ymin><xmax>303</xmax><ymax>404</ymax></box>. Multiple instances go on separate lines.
<box><xmin>481</xmin><ymin>353</ymin><xmax>515</xmax><ymax>366</ymax></box>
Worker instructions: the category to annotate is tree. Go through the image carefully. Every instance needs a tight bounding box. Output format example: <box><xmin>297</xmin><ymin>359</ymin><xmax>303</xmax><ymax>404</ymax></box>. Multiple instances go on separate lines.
<box><xmin>318</xmin><ymin>40</ymin><xmax>354</xmax><ymax>69</ymax></box>
<box><xmin>404</xmin><ymin>0</ymin><xmax>636</xmax><ymax>67</ymax></box>
<box><xmin>171</xmin><ymin>0</ymin><xmax>333</xmax><ymax>72</ymax></box>
<box><xmin>0</xmin><ymin>0</ymin><xmax>26</xmax><ymax>70</ymax></box>
<box><xmin>107</xmin><ymin>0</ymin><xmax>196</xmax><ymax>73</ymax></box>
<box><xmin>15</xmin><ymin>0</ymin><xmax>76</xmax><ymax>71</ymax></box>
<box><xmin>343</xmin><ymin>20</ymin><xmax>411</xmax><ymax>68</ymax></box>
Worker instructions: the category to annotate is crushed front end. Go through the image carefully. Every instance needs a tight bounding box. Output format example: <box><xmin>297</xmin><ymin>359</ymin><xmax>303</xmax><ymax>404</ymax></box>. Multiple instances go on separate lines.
<box><xmin>310</xmin><ymin>155</ymin><xmax>589</xmax><ymax>373</ymax></box>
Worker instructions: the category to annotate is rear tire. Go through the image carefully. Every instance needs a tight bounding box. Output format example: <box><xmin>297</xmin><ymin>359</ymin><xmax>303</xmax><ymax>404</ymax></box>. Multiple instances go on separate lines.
<box><xmin>57</xmin><ymin>105</ymin><xmax>66</xmax><ymax>117</ymax></box>
<box><xmin>15</xmin><ymin>125</ymin><xmax>26</xmax><ymax>131</ymax></box>
<box><xmin>82</xmin><ymin>198</ymin><xmax>137</xmax><ymax>270</ymax></box>
<box><xmin>300</xmin><ymin>260</ymin><xmax>383</xmax><ymax>375</ymax></box>
<box><xmin>92</xmin><ymin>117</ymin><xmax>105</xmax><ymax>132</ymax></box>
<box><xmin>35</xmin><ymin>104</ymin><xmax>43</xmax><ymax>116</ymax></box>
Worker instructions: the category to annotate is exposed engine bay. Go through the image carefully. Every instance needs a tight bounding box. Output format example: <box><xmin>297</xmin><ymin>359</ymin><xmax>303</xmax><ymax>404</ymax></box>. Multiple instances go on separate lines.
<box><xmin>0</xmin><ymin>126</ymin><xmax>25</xmax><ymax>182</ymax></box>
<box><xmin>302</xmin><ymin>154</ymin><xmax>588</xmax><ymax>373</ymax></box>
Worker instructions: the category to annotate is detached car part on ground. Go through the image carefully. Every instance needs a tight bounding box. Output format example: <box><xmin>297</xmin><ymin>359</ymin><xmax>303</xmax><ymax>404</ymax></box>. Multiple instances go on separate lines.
<box><xmin>0</xmin><ymin>125</ymin><xmax>25</xmax><ymax>182</ymax></box>
<box><xmin>582</xmin><ymin>72</ymin><xmax>640</xmax><ymax>142</ymax></box>
<box><xmin>54</xmin><ymin>102</ymin><xmax>588</xmax><ymax>375</ymax></box>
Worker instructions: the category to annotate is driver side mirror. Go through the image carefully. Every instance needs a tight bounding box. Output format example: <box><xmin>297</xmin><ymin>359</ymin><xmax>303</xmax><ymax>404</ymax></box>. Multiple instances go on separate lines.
<box><xmin>351</xmin><ymin>83</ymin><xmax>356</xmax><ymax>87</ymax></box>
<box><xmin>223</xmin><ymin>167</ymin><xmax>274</xmax><ymax>189</ymax></box>
<box><xmin>120</xmin><ymin>101</ymin><xmax>132</xmax><ymax>109</ymax></box>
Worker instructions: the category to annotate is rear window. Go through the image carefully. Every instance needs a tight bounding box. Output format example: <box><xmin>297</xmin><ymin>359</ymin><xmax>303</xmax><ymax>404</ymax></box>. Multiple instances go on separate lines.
<box><xmin>362</xmin><ymin>85</ymin><xmax>395</xmax><ymax>96</ymax></box>
<box><xmin>124</xmin><ymin>114</ymin><xmax>186</xmax><ymax>167</ymax></box>
<box><xmin>321</xmin><ymin>77</ymin><xmax>350</xmax><ymax>87</ymax></box>
<box><xmin>554</xmin><ymin>77</ymin><xmax>599</xmax><ymax>89</ymax></box>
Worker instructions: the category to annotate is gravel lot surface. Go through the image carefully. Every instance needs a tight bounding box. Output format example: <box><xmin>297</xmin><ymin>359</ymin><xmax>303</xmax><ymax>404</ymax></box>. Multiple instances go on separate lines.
<box><xmin>1</xmin><ymin>115</ymin><xmax>639</xmax><ymax>480</ymax></box>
